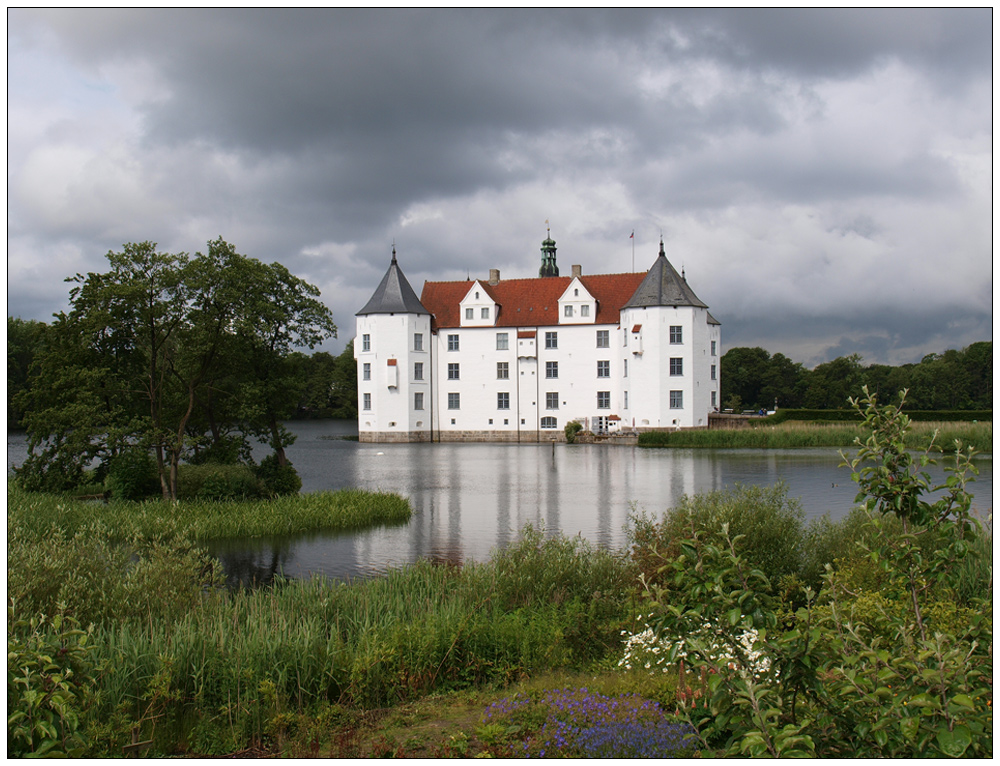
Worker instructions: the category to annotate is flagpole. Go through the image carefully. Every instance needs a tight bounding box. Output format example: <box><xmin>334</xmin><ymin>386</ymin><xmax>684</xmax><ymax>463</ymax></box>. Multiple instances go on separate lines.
<box><xmin>630</xmin><ymin>230</ymin><xmax>634</xmax><ymax>271</ymax></box>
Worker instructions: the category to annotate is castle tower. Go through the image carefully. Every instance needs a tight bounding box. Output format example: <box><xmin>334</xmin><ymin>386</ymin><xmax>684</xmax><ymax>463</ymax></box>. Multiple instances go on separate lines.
<box><xmin>620</xmin><ymin>240</ymin><xmax>721</xmax><ymax>429</ymax></box>
<box><xmin>539</xmin><ymin>227</ymin><xmax>559</xmax><ymax>277</ymax></box>
<box><xmin>355</xmin><ymin>247</ymin><xmax>433</xmax><ymax>442</ymax></box>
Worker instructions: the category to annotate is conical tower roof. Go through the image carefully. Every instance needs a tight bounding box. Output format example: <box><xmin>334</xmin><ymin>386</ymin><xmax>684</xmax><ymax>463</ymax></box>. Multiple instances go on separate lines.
<box><xmin>356</xmin><ymin>247</ymin><xmax>430</xmax><ymax>316</ymax></box>
<box><xmin>622</xmin><ymin>240</ymin><xmax>708</xmax><ymax>309</ymax></box>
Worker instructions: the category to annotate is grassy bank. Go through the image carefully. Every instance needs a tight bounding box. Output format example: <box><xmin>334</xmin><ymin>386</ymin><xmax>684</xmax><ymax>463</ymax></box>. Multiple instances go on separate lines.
<box><xmin>7</xmin><ymin>488</ymin><xmax>644</xmax><ymax>756</ymax></box>
<box><xmin>6</xmin><ymin>484</ymin><xmax>411</xmax><ymax>545</ymax></box>
<box><xmin>639</xmin><ymin>419</ymin><xmax>992</xmax><ymax>452</ymax></box>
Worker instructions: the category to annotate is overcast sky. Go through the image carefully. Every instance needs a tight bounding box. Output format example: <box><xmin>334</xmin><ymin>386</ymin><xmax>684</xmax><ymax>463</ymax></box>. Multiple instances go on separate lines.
<box><xmin>7</xmin><ymin>9</ymin><xmax>993</xmax><ymax>366</ymax></box>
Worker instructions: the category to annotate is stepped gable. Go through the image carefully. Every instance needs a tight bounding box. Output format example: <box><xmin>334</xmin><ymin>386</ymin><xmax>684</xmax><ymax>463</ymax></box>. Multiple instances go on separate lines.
<box><xmin>420</xmin><ymin>271</ymin><xmax>646</xmax><ymax>331</ymax></box>
<box><xmin>356</xmin><ymin>248</ymin><xmax>430</xmax><ymax>316</ymax></box>
<box><xmin>622</xmin><ymin>240</ymin><xmax>708</xmax><ymax>309</ymax></box>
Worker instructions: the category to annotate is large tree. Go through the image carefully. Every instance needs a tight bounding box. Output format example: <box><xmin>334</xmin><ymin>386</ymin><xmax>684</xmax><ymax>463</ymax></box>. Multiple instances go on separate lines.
<box><xmin>17</xmin><ymin>239</ymin><xmax>336</xmax><ymax>499</ymax></box>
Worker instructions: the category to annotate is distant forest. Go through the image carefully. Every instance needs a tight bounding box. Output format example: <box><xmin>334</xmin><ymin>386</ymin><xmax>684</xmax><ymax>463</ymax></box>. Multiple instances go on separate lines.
<box><xmin>721</xmin><ymin>342</ymin><xmax>992</xmax><ymax>412</ymax></box>
<box><xmin>9</xmin><ymin>316</ymin><xmax>991</xmax><ymax>428</ymax></box>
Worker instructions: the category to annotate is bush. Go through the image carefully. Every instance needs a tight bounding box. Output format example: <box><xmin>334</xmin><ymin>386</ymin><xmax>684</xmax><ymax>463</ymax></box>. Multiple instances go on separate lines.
<box><xmin>641</xmin><ymin>388</ymin><xmax>992</xmax><ymax>758</ymax></box>
<box><xmin>564</xmin><ymin>421</ymin><xmax>583</xmax><ymax>443</ymax></box>
<box><xmin>178</xmin><ymin>463</ymin><xmax>265</xmax><ymax>501</ymax></box>
<box><xmin>255</xmin><ymin>454</ymin><xmax>302</xmax><ymax>496</ymax></box>
<box><xmin>7</xmin><ymin>607</ymin><xmax>97</xmax><ymax>757</ymax></box>
<box><xmin>106</xmin><ymin>448</ymin><xmax>159</xmax><ymax>501</ymax></box>
<box><xmin>630</xmin><ymin>483</ymin><xmax>805</xmax><ymax>592</ymax></box>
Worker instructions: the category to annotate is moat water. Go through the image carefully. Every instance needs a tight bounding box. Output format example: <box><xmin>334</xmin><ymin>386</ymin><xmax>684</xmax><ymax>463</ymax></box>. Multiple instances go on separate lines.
<box><xmin>8</xmin><ymin>421</ymin><xmax>992</xmax><ymax>585</ymax></box>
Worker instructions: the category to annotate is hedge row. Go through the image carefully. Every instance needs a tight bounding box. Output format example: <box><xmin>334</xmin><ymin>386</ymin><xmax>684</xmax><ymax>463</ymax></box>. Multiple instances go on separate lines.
<box><xmin>763</xmin><ymin>409</ymin><xmax>991</xmax><ymax>424</ymax></box>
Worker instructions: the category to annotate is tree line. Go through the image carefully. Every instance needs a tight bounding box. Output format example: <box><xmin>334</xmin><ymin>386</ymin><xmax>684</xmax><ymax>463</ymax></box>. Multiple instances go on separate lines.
<box><xmin>721</xmin><ymin>343</ymin><xmax>992</xmax><ymax>412</ymax></box>
<box><xmin>8</xmin><ymin>239</ymin><xmax>357</xmax><ymax>500</ymax></box>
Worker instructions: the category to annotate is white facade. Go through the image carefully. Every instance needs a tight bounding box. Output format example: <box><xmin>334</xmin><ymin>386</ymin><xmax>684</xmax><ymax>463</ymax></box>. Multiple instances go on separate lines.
<box><xmin>356</xmin><ymin>239</ymin><xmax>720</xmax><ymax>442</ymax></box>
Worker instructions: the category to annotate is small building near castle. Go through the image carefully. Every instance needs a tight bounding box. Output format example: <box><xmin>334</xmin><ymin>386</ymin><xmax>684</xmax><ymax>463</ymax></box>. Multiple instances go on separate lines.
<box><xmin>355</xmin><ymin>233</ymin><xmax>720</xmax><ymax>442</ymax></box>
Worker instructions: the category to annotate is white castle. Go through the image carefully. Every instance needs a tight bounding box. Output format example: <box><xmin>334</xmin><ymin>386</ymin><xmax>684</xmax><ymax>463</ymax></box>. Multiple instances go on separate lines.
<box><xmin>355</xmin><ymin>233</ymin><xmax>720</xmax><ymax>442</ymax></box>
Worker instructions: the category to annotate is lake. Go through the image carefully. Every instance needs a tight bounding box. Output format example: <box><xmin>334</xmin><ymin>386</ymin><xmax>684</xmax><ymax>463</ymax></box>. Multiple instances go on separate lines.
<box><xmin>7</xmin><ymin>422</ymin><xmax>993</xmax><ymax>585</ymax></box>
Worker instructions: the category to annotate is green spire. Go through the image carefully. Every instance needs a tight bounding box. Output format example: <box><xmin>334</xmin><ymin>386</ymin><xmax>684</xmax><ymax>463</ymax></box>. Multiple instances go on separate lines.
<box><xmin>539</xmin><ymin>225</ymin><xmax>559</xmax><ymax>277</ymax></box>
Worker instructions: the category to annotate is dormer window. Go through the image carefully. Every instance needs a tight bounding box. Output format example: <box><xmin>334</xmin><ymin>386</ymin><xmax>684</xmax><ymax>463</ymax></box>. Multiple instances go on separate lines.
<box><xmin>574</xmin><ymin>288</ymin><xmax>579</xmax><ymax>296</ymax></box>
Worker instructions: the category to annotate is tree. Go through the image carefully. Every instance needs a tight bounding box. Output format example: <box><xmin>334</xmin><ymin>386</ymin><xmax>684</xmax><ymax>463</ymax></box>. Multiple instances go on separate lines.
<box><xmin>16</xmin><ymin>239</ymin><xmax>336</xmax><ymax>500</ymax></box>
<box><xmin>7</xmin><ymin>317</ymin><xmax>49</xmax><ymax>428</ymax></box>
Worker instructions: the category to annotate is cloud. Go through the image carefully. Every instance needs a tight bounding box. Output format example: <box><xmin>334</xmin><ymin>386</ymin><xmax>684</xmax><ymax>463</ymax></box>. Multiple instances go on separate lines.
<box><xmin>6</xmin><ymin>9</ymin><xmax>992</xmax><ymax>365</ymax></box>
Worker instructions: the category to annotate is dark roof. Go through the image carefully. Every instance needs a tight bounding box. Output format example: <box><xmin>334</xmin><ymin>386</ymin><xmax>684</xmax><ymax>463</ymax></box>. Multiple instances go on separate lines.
<box><xmin>622</xmin><ymin>241</ymin><xmax>708</xmax><ymax>309</ymax></box>
<box><xmin>356</xmin><ymin>249</ymin><xmax>430</xmax><ymax>316</ymax></box>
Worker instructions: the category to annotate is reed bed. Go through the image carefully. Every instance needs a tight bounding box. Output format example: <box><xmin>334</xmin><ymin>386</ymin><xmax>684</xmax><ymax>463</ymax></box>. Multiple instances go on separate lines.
<box><xmin>639</xmin><ymin>420</ymin><xmax>991</xmax><ymax>452</ymax></box>
<box><xmin>36</xmin><ymin>531</ymin><xmax>637</xmax><ymax>755</ymax></box>
<box><xmin>6</xmin><ymin>484</ymin><xmax>411</xmax><ymax>545</ymax></box>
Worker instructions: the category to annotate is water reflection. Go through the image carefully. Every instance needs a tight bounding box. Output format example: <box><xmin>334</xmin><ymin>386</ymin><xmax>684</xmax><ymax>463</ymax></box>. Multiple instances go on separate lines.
<box><xmin>7</xmin><ymin>422</ymin><xmax>993</xmax><ymax>585</ymax></box>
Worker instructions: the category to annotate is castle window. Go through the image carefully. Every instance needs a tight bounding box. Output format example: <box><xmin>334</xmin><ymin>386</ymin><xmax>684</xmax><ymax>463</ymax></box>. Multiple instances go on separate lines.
<box><xmin>448</xmin><ymin>393</ymin><xmax>460</xmax><ymax>410</ymax></box>
<box><xmin>497</xmin><ymin>362</ymin><xmax>509</xmax><ymax>379</ymax></box>
<box><xmin>414</xmin><ymin>392</ymin><xmax>424</xmax><ymax>410</ymax></box>
<box><xmin>670</xmin><ymin>358</ymin><xmax>683</xmax><ymax>376</ymax></box>
<box><xmin>363</xmin><ymin>393</ymin><xmax>371</xmax><ymax>410</ymax></box>
<box><xmin>564</xmin><ymin>305</ymin><xmax>573</xmax><ymax>317</ymax></box>
<box><xmin>670</xmin><ymin>390</ymin><xmax>683</xmax><ymax>409</ymax></box>
<box><xmin>711</xmin><ymin>364</ymin><xmax>717</xmax><ymax>381</ymax></box>
<box><xmin>481</xmin><ymin>307</ymin><xmax>490</xmax><ymax>319</ymax></box>
<box><xmin>465</xmin><ymin>308</ymin><xmax>474</xmax><ymax>320</ymax></box>
<box><xmin>414</xmin><ymin>362</ymin><xmax>423</xmax><ymax>380</ymax></box>
<box><xmin>581</xmin><ymin>305</ymin><xmax>589</xmax><ymax>317</ymax></box>
<box><xmin>541</xmin><ymin>417</ymin><xmax>557</xmax><ymax>429</ymax></box>
<box><xmin>596</xmin><ymin>330</ymin><xmax>609</xmax><ymax>348</ymax></box>
<box><xmin>363</xmin><ymin>363</ymin><xmax>371</xmax><ymax>381</ymax></box>
<box><xmin>670</xmin><ymin>326</ymin><xmax>683</xmax><ymax>344</ymax></box>
<box><xmin>546</xmin><ymin>361</ymin><xmax>558</xmax><ymax>379</ymax></box>
<box><xmin>623</xmin><ymin>359</ymin><xmax>628</xmax><ymax>377</ymax></box>
<box><xmin>711</xmin><ymin>391</ymin><xmax>717</xmax><ymax>408</ymax></box>
<box><xmin>448</xmin><ymin>334</ymin><xmax>459</xmax><ymax>351</ymax></box>
<box><xmin>414</xmin><ymin>333</ymin><xmax>423</xmax><ymax>351</ymax></box>
<box><xmin>624</xmin><ymin>391</ymin><xmax>629</xmax><ymax>409</ymax></box>
<box><xmin>448</xmin><ymin>363</ymin><xmax>460</xmax><ymax>380</ymax></box>
<box><xmin>546</xmin><ymin>392</ymin><xmax>559</xmax><ymax>410</ymax></box>
<box><xmin>597</xmin><ymin>391</ymin><xmax>610</xmax><ymax>409</ymax></box>
<box><xmin>597</xmin><ymin>361</ymin><xmax>610</xmax><ymax>378</ymax></box>
<box><xmin>362</xmin><ymin>334</ymin><xmax>371</xmax><ymax>352</ymax></box>
<box><xmin>496</xmin><ymin>332</ymin><xmax>508</xmax><ymax>350</ymax></box>
<box><xmin>711</xmin><ymin>340</ymin><xmax>717</xmax><ymax>356</ymax></box>
<box><xmin>545</xmin><ymin>331</ymin><xmax>558</xmax><ymax>349</ymax></box>
<box><xmin>498</xmin><ymin>392</ymin><xmax>510</xmax><ymax>410</ymax></box>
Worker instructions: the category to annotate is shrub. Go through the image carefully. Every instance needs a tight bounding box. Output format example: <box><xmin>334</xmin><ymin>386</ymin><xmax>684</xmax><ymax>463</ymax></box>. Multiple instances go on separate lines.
<box><xmin>255</xmin><ymin>454</ymin><xmax>303</xmax><ymax>496</ymax></box>
<box><xmin>105</xmin><ymin>448</ymin><xmax>159</xmax><ymax>501</ymax></box>
<box><xmin>641</xmin><ymin>389</ymin><xmax>993</xmax><ymax>758</ymax></box>
<box><xmin>7</xmin><ymin>607</ymin><xmax>97</xmax><ymax>757</ymax></box>
<box><xmin>178</xmin><ymin>463</ymin><xmax>265</xmax><ymax>501</ymax></box>
<box><xmin>630</xmin><ymin>483</ymin><xmax>805</xmax><ymax>593</ymax></box>
<box><xmin>564</xmin><ymin>421</ymin><xmax>583</xmax><ymax>443</ymax></box>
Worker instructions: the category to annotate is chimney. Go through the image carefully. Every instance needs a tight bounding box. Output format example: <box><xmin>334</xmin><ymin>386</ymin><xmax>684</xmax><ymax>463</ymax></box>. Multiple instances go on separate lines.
<box><xmin>572</xmin><ymin>264</ymin><xmax>582</xmax><ymax>278</ymax></box>
<box><xmin>489</xmin><ymin>268</ymin><xmax>500</xmax><ymax>285</ymax></box>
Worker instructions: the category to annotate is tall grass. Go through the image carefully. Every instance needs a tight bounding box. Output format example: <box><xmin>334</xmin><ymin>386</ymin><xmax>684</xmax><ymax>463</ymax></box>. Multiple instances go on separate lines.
<box><xmin>36</xmin><ymin>531</ymin><xmax>636</xmax><ymax>756</ymax></box>
<box><xmin>6</xmin><ymin>484</ymin><xmax>411</xmax><ymax>544</ymax></box>
<box><xmin>639</xmin><ymin>420</ymin><xmax>992</xmax><ymax>452</ymax></box>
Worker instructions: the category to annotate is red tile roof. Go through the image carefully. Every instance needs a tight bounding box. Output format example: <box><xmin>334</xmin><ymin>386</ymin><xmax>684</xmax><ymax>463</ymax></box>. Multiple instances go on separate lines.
<box><xmin>421</xmin><ymin>272</ymin><xmax>646</xmax><ymax>331</ymax></box>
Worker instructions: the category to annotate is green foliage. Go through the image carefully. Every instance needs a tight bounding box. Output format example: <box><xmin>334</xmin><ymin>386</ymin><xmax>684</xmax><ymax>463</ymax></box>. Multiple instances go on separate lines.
<box><xmin>179</xmin><ymin>463</ymin><xmax>266</xmax><ymax>501</ymax></box>
<box><xmin>563</xmin><ymin>420</ymin><xmax>583</xmax><ymax>443</ymax></box>
<box><xmin>637</xmin><ymin>388</ymin><xmax>993</xmax><ymax>758</ymax></box>
<box><xmin>255</xmin><ymin>454</ymin><xmax>303</xmax><ymax>496</ymax></box>
<box><xmin>7</xmin><ymin>607</ymin><xmax>97</xmax><ymax>757</ymax></box>
<box><xmin>105</xmin><ymin>447</ymin><xmax>160</xmax><ymax>501</ymax></box>
<box><xmin>629</xmin><ymin>483</ymin><xmax>805</xmax><ymax>594</ymax></box>
<box><xmin>721</xmin><ymin>342</ymin><xmax>992</xmax><ymax>411</ymax></box>
<box><xmin>15</xmin><ymin>238</ymin><xmax>336</xmax><ymax>501</ymax></box>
